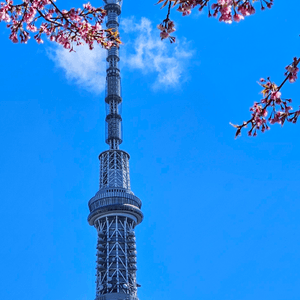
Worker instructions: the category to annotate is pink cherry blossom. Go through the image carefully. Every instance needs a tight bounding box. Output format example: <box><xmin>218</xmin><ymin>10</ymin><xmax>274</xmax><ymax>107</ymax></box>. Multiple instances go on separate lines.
<box><xmin>156</xmin><ymin>0</ymin><xmax>300</xmax><ymax>137</ymax></box>
<box><xmin>0</xmin><ymin>0</ymin><xmax>121</xmax><ymax>50</ymax></box>
<box><xmin>233</xmin><ymin>13</ymin><xmax>244</xmax><ymax>22</ymax></box>
<box><xmin>231</xmin><ymin>57</ymin><xmax>300</xmax><ymax>137</ymax></box>
<box><xmin>157</xmin><ymin>6</ymin><xmax>176</xmax><ymax>43</ymax></box>
<box><xmin>160</xmin><ymin>31</ymin><xmax>169</xmax><ymax>39</ymax></box>
<box><xmin>157</xmin><ymin>0</ymin><xmax>274</xmax><ymax>42</ymax></box>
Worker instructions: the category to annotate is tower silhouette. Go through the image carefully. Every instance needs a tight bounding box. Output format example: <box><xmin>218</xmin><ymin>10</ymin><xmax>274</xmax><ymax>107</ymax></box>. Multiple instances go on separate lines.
<box><xmin>87</xmin><ymin>1</ymin><xmax>143</xmax><ymax>300</ymax></box>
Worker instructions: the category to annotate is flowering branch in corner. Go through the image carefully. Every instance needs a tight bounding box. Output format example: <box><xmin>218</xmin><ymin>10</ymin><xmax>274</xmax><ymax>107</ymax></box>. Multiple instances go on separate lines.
<box><xmin>157</xmin><ymin>0</ymin><xmax>300</xmax><ymax>138</ymax></box>
<box><xmin>157</xmin><ymin>0</ymin><xmax>274</xmax><ymax>42</ymax></box>
<box><xmin>230</xmin><ymin>57</ymin><xmax>300</xmax><ymax>138</ymax></box>
<box><xmin>0</xmin><ymin>0</ymin><xmax>121</xmax><ymax>50</ymax></box>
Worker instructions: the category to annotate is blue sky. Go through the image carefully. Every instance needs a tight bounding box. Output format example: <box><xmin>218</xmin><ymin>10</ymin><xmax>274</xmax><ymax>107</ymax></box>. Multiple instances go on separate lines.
<box><xmin>1</xmin><ymin>1</ymin><xmax>300</xmax><ymax>300</ymax></box>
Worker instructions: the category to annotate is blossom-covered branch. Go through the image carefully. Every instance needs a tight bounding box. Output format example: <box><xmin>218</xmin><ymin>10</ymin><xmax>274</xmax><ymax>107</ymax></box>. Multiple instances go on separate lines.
<box><xmin>157</xmin><ymin>0</ymin><xmax>273</xmax><ymax>42</ymax></box>
<box><xmin>230</xmin><ymin>58</ymin><xmax>300</xmax><ymax>137</ymax></box>
<box><xmin>0</xmin><ymin>0</ymin><xmax>121</xmax><ymax>50</ymax></box>
<box><xmin>157</xmin><ymin>0</ymin><xmax>300</xmax><ymax>138</ymax></box>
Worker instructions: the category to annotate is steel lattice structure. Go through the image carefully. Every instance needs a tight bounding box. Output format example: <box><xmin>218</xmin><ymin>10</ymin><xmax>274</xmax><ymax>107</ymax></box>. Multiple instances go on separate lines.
<box><xmin>88</xmin><ymin>1</ymin><xmax>143</xmax><ymax>300</ymax></box>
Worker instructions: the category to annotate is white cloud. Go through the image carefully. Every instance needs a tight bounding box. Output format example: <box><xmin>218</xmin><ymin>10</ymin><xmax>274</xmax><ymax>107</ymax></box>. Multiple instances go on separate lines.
<box><xmin>48</xmin><ymin>43</ymin><xmax>107</xmax><ymax>94</ymax></box>
<box><xmin>48</xmin><ymin>17</ymin><xmax>193</xmax><ymax>93</ymax></box>
<box><xmin>121</xmin><ymin>17</ymin><xmax>194</xmax><ymax>90</ymax></box>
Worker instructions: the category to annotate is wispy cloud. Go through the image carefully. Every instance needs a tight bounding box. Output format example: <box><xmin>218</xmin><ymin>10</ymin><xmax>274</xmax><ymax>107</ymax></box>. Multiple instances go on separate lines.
<box><xmin>121</xmin><ymin>17</ymin><xmax>194</xmax><ymax>90</ymax></box>
<box><xmin>48</xmin><ymin>17</ymin><xmax>193</xmax><ymax>93</ymax></box>
<box><xmin>48</xmin><ymin>43</ymin><xmax>106</xmax><ymax>94</ymax></box>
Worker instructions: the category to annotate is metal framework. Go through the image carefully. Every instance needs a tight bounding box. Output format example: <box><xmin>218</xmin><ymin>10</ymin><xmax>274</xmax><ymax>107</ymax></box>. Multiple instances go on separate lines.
<box><xmin>95</xmin><ymin>216</ymin><xmax>138</xmax><ymax>298</ymax></box>
<box><xmin>88</xmin><ymin>1</ymin><xmax>143</xmax><ymax>300</ymax></box>
<box><xmin>99</xmin><ymin>150</ymin><xmax>131</xmax><ymax>190</ymax></box>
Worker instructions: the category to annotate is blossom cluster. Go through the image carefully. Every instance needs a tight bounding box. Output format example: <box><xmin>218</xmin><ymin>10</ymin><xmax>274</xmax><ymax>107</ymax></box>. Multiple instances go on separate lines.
<box><xmin>157</xmin><ymin>0</ymin><xmax>273</xmax><ymax>40</ymax></box>
<box><xmin>285</xmin><ymin>57</ymin><xmax>299</xmax><ymax>83</ymax></box>
<box><xmin>231</xmin><ymin>58</ymin><xmax>300</xmax><ymax>137</ymax></box>
<box><xmin>0</xmin><ymin>0</ymin><xmax>121</xmax><ymax>50</ymax></box>
<box><xmin>157</xmin><ymin>19</ymin><xmax>176</xmax><ymax>42</ymax></box>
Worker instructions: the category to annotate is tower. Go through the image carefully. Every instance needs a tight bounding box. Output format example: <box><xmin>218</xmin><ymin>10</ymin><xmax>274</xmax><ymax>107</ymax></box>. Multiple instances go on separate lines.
<box><xmin>87</xmin><ymin>1</ymin><xmax>143</xmax><ymax>300</ymax></box>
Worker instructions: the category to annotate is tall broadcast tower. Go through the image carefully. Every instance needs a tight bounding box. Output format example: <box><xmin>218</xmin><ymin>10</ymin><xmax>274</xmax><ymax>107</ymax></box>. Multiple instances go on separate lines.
<box><xmin>87</xmin><ymin>1</ymin><xmax>143</xmax><ymax>300</ymax></box>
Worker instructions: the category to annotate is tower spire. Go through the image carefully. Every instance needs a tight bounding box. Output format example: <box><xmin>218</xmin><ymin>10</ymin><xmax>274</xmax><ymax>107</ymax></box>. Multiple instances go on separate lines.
<box><xmin>104</xmin><ymin>0</ymin><xmax>122</xmax><ymax>150</ymax></box>
<box><xmin>88</xmin><ymin>1</ymin><xmax>143</xmax><ymax>300</ymax></box>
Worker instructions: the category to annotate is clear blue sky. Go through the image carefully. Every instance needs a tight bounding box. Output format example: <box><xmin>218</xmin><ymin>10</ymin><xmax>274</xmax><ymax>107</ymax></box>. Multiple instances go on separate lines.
<box><xmin>0</xmin><ymin>1</ymin><xmax>300</xmax><ymax>300</ymax></box>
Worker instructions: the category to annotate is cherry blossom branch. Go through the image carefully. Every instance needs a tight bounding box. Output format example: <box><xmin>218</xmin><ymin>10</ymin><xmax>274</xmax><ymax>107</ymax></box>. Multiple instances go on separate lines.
<box><xmin>230</xmin><ymin>57</ymin><xmax>300</xmax><ymax>138</ymax></box>
<box><xmin>0</xmin><ymin>0</ymin><xmax>121</xmax><ymax>50</ymax></box>
<box><xmin>157</xmin><ymin>1</ymin><xmax>176</xmax><ymax>42</ymax></box>
<box><xmin>157</xmin><ymin>0</ymin><xmax>300</xmax><ymax>138</ymax></box>
<box><xmin>156</xmin><ymin>0</ymin><xmax>274</xmax><ymax>41</ymax></box>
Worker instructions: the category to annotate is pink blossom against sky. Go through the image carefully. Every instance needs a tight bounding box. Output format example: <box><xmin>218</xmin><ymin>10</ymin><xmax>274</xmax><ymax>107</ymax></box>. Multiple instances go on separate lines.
<box><xmin>0</xmin><ymin>1</ymin><xmax>300</xmax><ymax>300</ymax></box>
